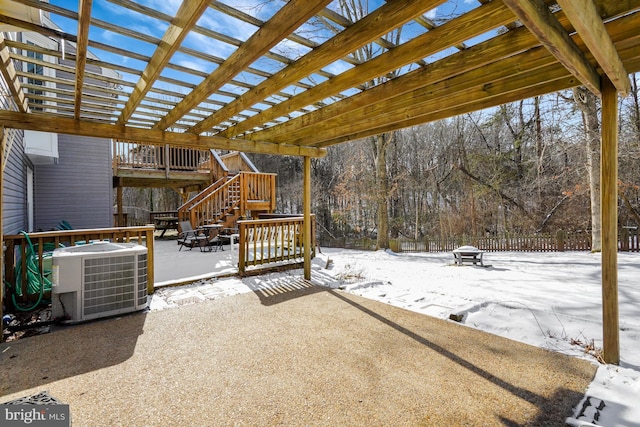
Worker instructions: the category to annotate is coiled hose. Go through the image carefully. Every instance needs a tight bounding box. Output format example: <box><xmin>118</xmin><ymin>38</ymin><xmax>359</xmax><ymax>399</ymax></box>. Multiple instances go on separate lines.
<box><xmin>8</xmin><ymin>232</ymin><xmax>55</xmax><ymax>312</ymax></box>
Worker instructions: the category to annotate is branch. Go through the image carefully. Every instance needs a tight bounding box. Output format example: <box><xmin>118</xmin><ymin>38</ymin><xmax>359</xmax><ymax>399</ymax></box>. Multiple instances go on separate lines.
<box><xmin>620</xmin><ymin>188</ymin><xmax>640</xmax><ymax>226</ymax></box>
<box><xmin>455</xmin><ymin>164</ymin><xmax>532</xmax><ymax>219</ymax></box>
<box><xmin>536</xmin><ymin>195</ymin><xmax>569</xmax><ymax>233</ymax></box>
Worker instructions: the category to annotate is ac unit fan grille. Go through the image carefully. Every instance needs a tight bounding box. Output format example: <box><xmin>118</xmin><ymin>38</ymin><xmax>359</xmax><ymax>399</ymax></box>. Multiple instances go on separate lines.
<box><xmin>83</xmin><ymin>255</ymin><xmax>137</xmax><ymax>317</ymax></box>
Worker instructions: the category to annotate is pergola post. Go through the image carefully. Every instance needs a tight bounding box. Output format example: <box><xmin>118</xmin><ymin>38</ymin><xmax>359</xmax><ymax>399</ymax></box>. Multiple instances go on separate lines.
<box><xmin>601</xmin><ymin>76</ymin><xmax>620</xmax><ymax>365</ymax></box>
<box><xmin>303</xmin><ymin>156</ymin><xmax>311</xmax><ymax>280</ymax></box>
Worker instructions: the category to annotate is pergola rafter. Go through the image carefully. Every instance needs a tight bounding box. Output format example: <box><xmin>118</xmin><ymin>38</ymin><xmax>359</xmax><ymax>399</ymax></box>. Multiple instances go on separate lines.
<box><xmin>116</xmin><ymin>0</ymin><xmax>210</xmax><ymax>125</ymax></box>
<box><xmin>186</xmin><ymin>0</ymin><xmax>448</xmax><ymax>135</ymax></box>
<box><xmin>502</xmin><ymin>0</ymin><xmax>602</xmax><ymax>95</ymax></box>
<box><xmin>154</xmin><ymin>0</ymin><xmax>333</xmax><ymax>131</ymax></box>
<box><xmin>220</xmin><ymin>0</ymin><xmax>515</xmax><ymax>139</ymax></box>
<box><xmin>555</xmin><ymin>0</ymin><xmax>630</xmax><ymax>96</ymax></box>
<box><xmin>1</xmin><ymin>0</ymin><xmax>636</xmax><ymax>152</ymax></box>
<box><xmin>73</xmin><ymin>0</ymin><xmax>91</xmax><ymax>119</ymax></box>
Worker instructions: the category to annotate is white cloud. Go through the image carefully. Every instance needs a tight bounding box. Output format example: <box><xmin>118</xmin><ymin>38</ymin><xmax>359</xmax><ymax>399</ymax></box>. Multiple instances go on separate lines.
<box><xmin>423</xmin><ymin>7</ymin><xmax>438</xmax><ymax>20</ymax></box>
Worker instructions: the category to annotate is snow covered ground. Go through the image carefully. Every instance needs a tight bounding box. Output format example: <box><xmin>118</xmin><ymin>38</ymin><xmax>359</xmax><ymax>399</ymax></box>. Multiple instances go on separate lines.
<box><xmin>325</xmin><ymin>248</ymin><xmax>640</xmax><ymax>427</ymax></box>
<box><xmin>151</xmin><ymin>248</ymin><xmax>640</xmax><ymax>426</ymax></box>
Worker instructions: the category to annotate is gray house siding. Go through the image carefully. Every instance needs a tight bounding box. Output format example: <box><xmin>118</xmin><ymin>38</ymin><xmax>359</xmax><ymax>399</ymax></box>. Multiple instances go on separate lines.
<box><xmin>34</xmin><ymin>134</ymin><xmax>112</xmax><ymax>231</ymax></box>
<box><xmin>2</xmin><ymin>27</ymin><xmax>115</xmax><ymax>234</ymax></box>
<box><xmin>2</xmin><ymin>129</ymin><xmax>30</xmax><ymax>235</ymax></box>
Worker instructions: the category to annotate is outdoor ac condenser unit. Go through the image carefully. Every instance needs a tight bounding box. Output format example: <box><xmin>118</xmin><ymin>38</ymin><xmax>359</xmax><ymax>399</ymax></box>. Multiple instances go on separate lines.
<box><xmin>51</xmin><ymin>242</ymin><xmax>148</xmax><ymax>322</ymax></box>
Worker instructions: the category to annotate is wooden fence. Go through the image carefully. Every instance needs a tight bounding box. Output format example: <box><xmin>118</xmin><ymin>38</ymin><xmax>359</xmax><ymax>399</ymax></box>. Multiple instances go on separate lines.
<box><xmin>322</xmin><ymin>229</ymin><xmax>640</xmax><ymax>253</ymax></box>
<box><xmin>3</xmin><ymin>226</ymin><xmax>155</xmax><ymax>305</ymax></box>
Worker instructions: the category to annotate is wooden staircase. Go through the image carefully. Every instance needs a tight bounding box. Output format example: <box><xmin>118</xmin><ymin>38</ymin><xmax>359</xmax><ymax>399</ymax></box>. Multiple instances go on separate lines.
<box><xmin>112</xmin><ymin>143</ymin><xmax>276</xmax><ymax>230</ymax></box>
<box><xmin>177</xmin><ymin>172</ymin><xmax>276</xmax><ymax>230</ymax></box>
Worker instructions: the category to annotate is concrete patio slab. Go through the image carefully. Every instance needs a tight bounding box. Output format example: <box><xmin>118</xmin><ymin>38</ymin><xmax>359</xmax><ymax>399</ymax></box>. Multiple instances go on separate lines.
<box><xmin>0</xmin><ymin>276</ymin><xmax>596</xmax><ymax>426</ymax></box>
<box><xmin>153</xmin><ymin>236</ymin><xmax>238</xmax><ymax>285</ymax></box>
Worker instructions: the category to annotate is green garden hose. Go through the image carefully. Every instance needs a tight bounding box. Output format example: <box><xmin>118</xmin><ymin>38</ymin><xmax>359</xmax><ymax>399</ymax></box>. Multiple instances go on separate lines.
<box><xmin>9</xmin><ymin>232</ymin><xmax>56</xmax><ymax>312</ymax></box>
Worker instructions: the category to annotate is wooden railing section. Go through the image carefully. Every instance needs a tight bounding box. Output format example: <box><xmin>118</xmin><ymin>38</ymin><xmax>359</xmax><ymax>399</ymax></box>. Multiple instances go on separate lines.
<box><xmin>220</xmin><ymin>151</ymin><xmax>258</xmax><ymax>173</ymax></box>
<box><xmin>3</xmin><ymin>226</ymin><xmax>156</xmax><ymax>304</ymax></box>
<box><xmin>178</xmin><ymin>172</ymin><xmax>276</xmax><ymax>229</ymax></box>
<box><xmin>238</xmin><ymin>216</ymin><xmax>315</xmax><ymax>275</ymax></box>
<box><xmin>178</xmin><ymin>178</ymin><xmax>231</xmax><ymax>217</ymax></box>
<box><xmin>242</xmin><ymin>172</ymin><xmax>277</xmax><ymax>210</ymax></box>
<box><xmin>112</xmin><ymin>141</ymin><xmax>224</xmax><ymax>180</ymax></box>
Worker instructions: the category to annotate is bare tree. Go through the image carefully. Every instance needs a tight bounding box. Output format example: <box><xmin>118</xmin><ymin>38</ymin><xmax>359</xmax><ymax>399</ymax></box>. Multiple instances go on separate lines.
<box><xmin>572</xmin><ymin>86</ymin><xmax>602</xmax><ymax>252</ymax></box>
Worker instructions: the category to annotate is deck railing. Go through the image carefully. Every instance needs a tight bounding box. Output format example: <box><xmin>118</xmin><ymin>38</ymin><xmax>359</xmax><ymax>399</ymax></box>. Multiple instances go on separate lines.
<box><xmin>3</xmin><ymin>226</ymin><xmax>155</xmax><ymax>305</ymax></box>
<box><xmin>237</xmin><ymin>216</ymin><xmax>315</xmax><ymax>275</ymax></box>
<box><xmin>112</xmin><ymin>141</ymin><xmax>215</xmax><ymax>176</ymax></box>
<box><xmin>241</xmin><ymin>172</ymin><xmax>277</xmax><ymax>211</ymax></box>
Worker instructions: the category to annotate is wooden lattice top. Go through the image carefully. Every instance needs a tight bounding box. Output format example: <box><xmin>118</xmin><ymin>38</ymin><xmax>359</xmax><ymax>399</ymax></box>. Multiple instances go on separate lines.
<box><xmin>0</xmin><ymin>0</ymin><xmax>639</xmax><ymax>157</ymax></box>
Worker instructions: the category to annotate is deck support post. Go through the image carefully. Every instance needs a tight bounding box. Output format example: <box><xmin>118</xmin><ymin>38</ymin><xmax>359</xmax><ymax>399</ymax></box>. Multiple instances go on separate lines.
<box><xmin>601</xmin><ymin>76</ymin><xmax>620</xmax><ymax>365</ymax></box>
<box><xmin>303</xmin><ymin>156</ymin><xmax>311</xmax><ymax>280</ymax></box>
<box><xmin>116</xmin><ymin>185</ymin><xmax>124</xmax><ymax>227</ymax></box>
<box><xmin>145</xmin><ymin>227</ymin><xmax>155</xmax><ymax>294</ymax></box>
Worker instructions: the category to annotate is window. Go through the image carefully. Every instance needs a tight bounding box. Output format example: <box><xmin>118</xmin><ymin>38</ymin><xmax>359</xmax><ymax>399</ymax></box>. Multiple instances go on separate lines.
<box><xmin>21</xmin><ymin>34</ymin><xmax>57</xmax><ymax>112</ymax></box>
<box><xmin>26</xmin><ymin>42</ymin><xmax>44</xmax><ymax>111</ymax></box>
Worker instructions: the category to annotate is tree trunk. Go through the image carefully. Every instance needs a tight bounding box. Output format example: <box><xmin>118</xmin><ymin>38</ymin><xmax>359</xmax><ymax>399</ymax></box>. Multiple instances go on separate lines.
<box><xmin>373</xmin><ymin>133</ymin><xmax>391</xmax><ymax>249</ymax></box>
<box><xmin>534</xmin><ymin>96</ymin><xmax>544</xmax><ymax>203</ymax></box>
<box><xmin>573</xmin><ymin>86</ymin><xmax>602</xmax><ymax>252</ymax></box>
<box><xmin>630</xmin><ymin>74</ymin><xmax>640</xmax><ymax>137</ymax></box>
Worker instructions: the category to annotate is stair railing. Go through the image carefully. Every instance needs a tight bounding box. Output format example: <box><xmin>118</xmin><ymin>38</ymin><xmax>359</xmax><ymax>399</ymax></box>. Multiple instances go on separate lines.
<box><xmin>182</xmin><ymin>174</ymin><xmax>242</xmax><ymax>228</ymax></box>
<box><xmin>177</xmin><ymin>176</ymin><xmax>229</xmax><ymax>221</ymax></box>
<box><xmin>178</xmin><ymin>172</ymin><xmax>277</xmax><ymax>229</ymax></box>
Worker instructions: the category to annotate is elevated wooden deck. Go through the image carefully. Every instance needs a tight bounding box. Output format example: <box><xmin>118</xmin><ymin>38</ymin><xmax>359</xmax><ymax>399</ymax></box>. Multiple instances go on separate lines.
<box><xmin>113</xmin><ymin>142</ymin><xmax>276</xmax><ymax>229</ymax></box>
<box><xmin>112</xmin><ymin>141</ymin><xmax>219</xmax><ymax>191</ymax></box>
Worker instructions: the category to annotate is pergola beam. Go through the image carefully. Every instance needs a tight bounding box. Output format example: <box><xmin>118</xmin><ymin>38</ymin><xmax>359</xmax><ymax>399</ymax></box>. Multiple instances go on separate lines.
<box><xmin>73</xmin><ymin>0</ymin><xmax>92</xmax><ymax>119</ymax></box>
<box><xmin>555</xmin><ymin>0</ymin><xmax>631</xmax><ymax>96</ymax></box>
<box><xmin>248</xmin><ymin>4</ymin><xmax>640</xmax><ymax>146</ymax></box>
<box><xmin>116</xmin><ymin>0</ymin><xmax>211</xmax><ymax>125</ymax></box>
<box><xmin>0</xmin><ymin>111</ymin><xmax>327</xmax><ymax>158</ymax></box>
<box><xmin>315</xmin><ymin>49</ymin><xmax>640</xmax><ymax>147</ymax></box>
<box><xmin>317</xmin><ymin>48</ymin><xmax>640</xmax><ymax>147</ymax></box>
<box><xmin>247</xmin><ymin>12</ymin><xmax>556</xmax><ymax>144</ymax></box>
<box><xmin>502</xmin><ymin>0</ymin><xmax>602</xmax><ymax>96</ymax></box>
<box><xmin>154</xmin><ymin>0</ymin><xmax>332</xmax><ymax>131</ymax></box>
<box><xmin>291</xmin><ymin>56</ymin><xmax>576</xmax><ymax>146</ymax></box>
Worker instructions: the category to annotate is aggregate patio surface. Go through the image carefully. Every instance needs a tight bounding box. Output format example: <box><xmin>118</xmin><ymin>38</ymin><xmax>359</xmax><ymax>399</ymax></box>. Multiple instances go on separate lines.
<box><xmin>0</xmin><ymin>268</ymin><xmax>596</xmax><ymax>426</ymax></box>
<box><xmin>152</xmin><ymin>233</ymin><xmax>239</xmax><ymax>285</ymax></box>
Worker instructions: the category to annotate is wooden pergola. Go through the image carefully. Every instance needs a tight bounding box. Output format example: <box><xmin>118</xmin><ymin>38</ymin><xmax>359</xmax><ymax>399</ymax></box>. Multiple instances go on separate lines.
<box><xmin>1</xmin><ymin>0</ymin><xmax>639</xmax><ymax>363</ymax></box>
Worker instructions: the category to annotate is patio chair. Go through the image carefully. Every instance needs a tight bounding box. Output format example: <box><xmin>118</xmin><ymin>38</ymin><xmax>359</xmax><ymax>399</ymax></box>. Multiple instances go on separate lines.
<box><xmin>177</xmin><ymin>221</ymin><xmax>201</xmax><ymax>251</ymax></box>
<box><xmin>203</xmin><ymin>228</ymin><xmax>224</xmax><ymax>252</ymax></box>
